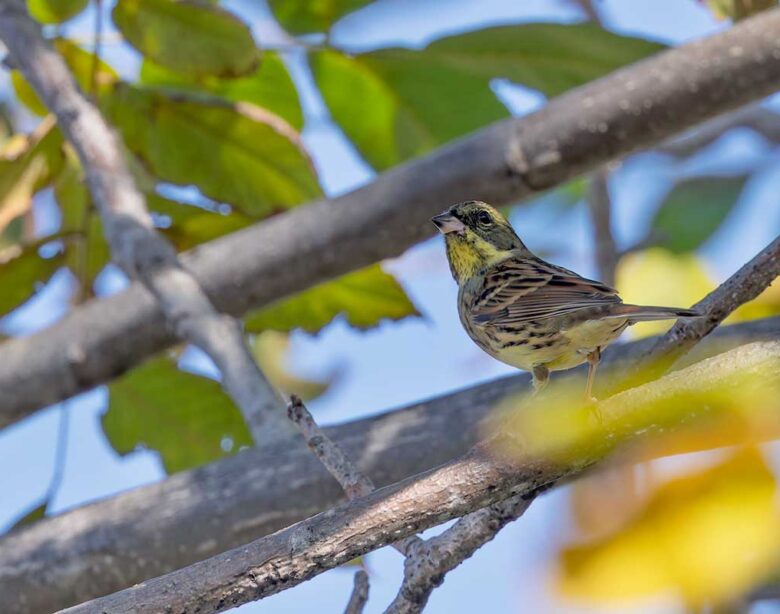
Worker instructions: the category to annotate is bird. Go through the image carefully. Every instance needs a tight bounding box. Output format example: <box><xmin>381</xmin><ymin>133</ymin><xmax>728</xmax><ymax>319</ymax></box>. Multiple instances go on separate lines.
<box><xmin>431</xmin><ymin>201</ymin><xmax>700</xmax><ymax>401</ymax></box>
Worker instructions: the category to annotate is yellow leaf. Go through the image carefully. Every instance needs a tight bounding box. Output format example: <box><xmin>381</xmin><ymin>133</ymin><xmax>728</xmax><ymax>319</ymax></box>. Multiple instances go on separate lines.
<box><xmin>615</xmin><ymin>248</ymin><xmax>714</xmax><ymax>338</ymax></box>
<box><xmin>0</xmin><ymin>116</ymin><xmax>62</xmax><ymax>234</ymax></box>
<box><xmin>559</xmin><ymin>448</ymin><xmax>780</xmax><ymax>607</ymax></box>
<box><xmin>729</xmin><ymin>278</ymin><xmax>780</xmax><ymax>322</ymax></box>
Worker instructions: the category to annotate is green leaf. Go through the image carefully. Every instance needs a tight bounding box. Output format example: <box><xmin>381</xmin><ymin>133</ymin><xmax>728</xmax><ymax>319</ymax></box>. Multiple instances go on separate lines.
<box><xmin>312</xmin><ymin>48</ymin><xmax>506</xmax><ymax>170</ymax></box>
<box><xmin>112</xmin><ymin>0</ymin><xmax>259</xmax><ymax>78</ymax></box>
<box><xmin>27</xmin><ymin>0</ymin><xmax>88</xmax><ymax>23</ymax></box>
<box><xmin>312</xmin><ymin>24</ymin><xmax>662</xmax><ymax>170</ymax></box>
<box><xmin>245</xmin><ymin>264</ymin><xmax>420</xmax><ymax>334</ymax></box>
<box><xmin>253</xmin><ymin>331</ymin><xmax>332</xmax><ymax>400</ymax></box>
<box><xmin>13</xmin><ymin>39</ymin><xmax>119</xmax><ymax>116</ymax></box>
<box><xmin>102</xmin><ymin>356</ymin><xmax>253</xmax><ymax>473</ymax></box>
<box><xmin>140</xmin><ymin>52</ymin><xmax>303</xmax><ymax>130</ymax></box>
<box><xmin>268</xmin><ymin>0</ymin><xmax>372</xmax><ymax>34</ymax></box>
<box><xmin>705</xmin><ymin>0</ymin><xmax>777</xmax><ymax>20</ymax></box>
<box><xmin>0</xmin><ymin>246</ymin><xmax>63</xmax><ymax>317</ymax></box>
<box><xmin>420</xmin><ymin>23</ymin><xmax>664</xmax><ymax>97</ymax></box>
<box><xmin>7</xmin><ymin>500</ymin><xmax>48</xmax><ymax>533</ymax></box>
<box><xmin>103</xmin><ymin>85</ymin><xmax>321</xmax><ymax>215</ymax></box>
<box><xmin>651</xmin><ymin>176</ymin><xmax>746</xmax><ymax>253</ymax></box>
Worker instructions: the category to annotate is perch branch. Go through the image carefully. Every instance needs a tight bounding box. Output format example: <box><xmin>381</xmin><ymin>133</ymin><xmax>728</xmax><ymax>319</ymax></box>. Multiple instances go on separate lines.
<box><xmin>2</xmin><ymin>318</ymin><xmax>778</xmax><ymax>614</ymax></box>
<box><xmin>60</xmin><ymin>341</ymin><xmax>780</xmax><ymax>614</ymax></box>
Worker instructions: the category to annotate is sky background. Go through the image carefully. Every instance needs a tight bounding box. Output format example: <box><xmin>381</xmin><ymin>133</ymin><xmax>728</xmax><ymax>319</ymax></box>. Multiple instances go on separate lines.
<box><xmin>1</xmin><ymin>1</ymin><xmax>779</xmax><ymax>612</ymax></box>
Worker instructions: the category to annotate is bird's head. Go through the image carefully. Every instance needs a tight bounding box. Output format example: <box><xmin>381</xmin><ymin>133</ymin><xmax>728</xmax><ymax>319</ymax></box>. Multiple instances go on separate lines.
<box><xmin>432</xmin><ymin>201</ymin><xmax>527</xmax><ymax>283</ymax></box>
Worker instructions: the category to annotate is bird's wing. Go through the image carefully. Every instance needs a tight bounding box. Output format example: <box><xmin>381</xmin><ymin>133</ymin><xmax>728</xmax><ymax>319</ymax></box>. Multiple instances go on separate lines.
<box><xmin>470</xmin><ymin>257</ymin><xmax>621</xmax><ymax>325</ymax></box>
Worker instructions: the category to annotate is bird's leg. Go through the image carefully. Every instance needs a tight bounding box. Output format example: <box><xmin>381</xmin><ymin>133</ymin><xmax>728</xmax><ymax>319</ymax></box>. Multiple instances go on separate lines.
<box><xmin>531</xmin><ymin>365</ymin><xmax>549</xmax><ymax>397</ymax></box>
<box><xmin>585</xmin><ymin>348</ymin><xmax>603</xmax><ymax>422</ymax></box>
<box><xmin>585</xmin><ymin>348</ymin><xmax>601</xmax><ymax>402</ymax></box>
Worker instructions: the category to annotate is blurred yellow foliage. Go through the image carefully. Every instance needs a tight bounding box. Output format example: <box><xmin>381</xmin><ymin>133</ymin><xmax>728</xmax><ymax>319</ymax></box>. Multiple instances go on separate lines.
<box><xmin>616</xmin><ymin>248</ymin><xmax>780</xmax><ymax>338</ymax></box>
<box><xmin>558</xmin><ymin>448</ymin><xmax>780</xmax><ymax>607</ymax></box>
<box><xmin>616</xmin><ymin>248</ymin><xmax>713</xmax><ymax>338</ymax></box>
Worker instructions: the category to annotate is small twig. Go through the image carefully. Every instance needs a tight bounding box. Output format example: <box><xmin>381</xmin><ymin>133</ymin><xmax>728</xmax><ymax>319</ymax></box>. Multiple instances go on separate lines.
<box><xmin>571</xmin><ymin>0</ymin><xmax>603</xmax><ymax>25</ymax></box>
<box><xmin>586</xmin><ymin>168</ymin><xmax>619</xmax><ymax>286</ymax></box>
<box><xmin>656</xmin><ymin>104</ymin><xmax>780</xmax><ymax>158</ymax></box>
<box><xmin>385</xmin><ymin>494</ymin><xmax>533</xmax><ymax>614</ymax></box>
<box><xmin>287</xmin><ymin>396</ymin><xmax>422</xmax><ymax>555</ymax></box>
<box><xmin>287</xmin><ymin>395</ymin><xmax>374</xmax><ymax>500</ymax></box>
<box><xmin>287</xmin><ymin>394</ymin><xmax>528</xmax><ymax>614</ymax></box>
<box><xmin>344</xmin><ymin>570</ymin><xmax>370</xmax><ymax>614</ymax></box>
<box><xmin>88</xmin><ymin>0</ymin><xmax>102</xmax><ymax>98</ymax></box>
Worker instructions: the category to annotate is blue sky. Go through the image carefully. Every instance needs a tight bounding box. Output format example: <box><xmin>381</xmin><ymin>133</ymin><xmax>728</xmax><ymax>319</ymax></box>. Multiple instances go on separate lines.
<box><xmin>0</xmin><ymin>1</ymin><xmax>778</xmax><ymax>612</ymax></box>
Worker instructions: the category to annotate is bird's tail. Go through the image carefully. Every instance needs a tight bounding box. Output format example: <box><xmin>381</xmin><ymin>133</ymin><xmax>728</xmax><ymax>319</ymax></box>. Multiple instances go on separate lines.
<box><xmin>604</xmin><ymin>304</ymin><xmax>701</xmax><ymax>322</ymax></box>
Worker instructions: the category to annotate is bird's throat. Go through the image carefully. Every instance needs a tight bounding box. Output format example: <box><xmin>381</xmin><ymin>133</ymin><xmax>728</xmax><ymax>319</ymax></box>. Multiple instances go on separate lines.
<box><xmin>444</xmin><ymin>235</ymin><xmax>506</xmax><ymax>283</ymax></box>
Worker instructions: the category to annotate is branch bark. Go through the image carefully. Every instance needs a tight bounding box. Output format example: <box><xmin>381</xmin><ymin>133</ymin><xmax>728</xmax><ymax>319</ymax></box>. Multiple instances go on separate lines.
<box><xmin>287</xmin><ymin>395</ymin><xmax>422</xmax><ymax>555</ymax></box>
<box><xmin>345</xmin><ymin>570</ymin><xmax>370</xmax><ymax>614</ymax></box>
<box><xmin>0</xmin><ymin>0</ymin><xmax>291</xmax><ymax>444</ymax></box>
<box><xmin>586</xmin><ymin>168</ymin><xmax>618</xmax><ymax>286</ymax></box>
<box><xmin>2</xmin><ymin>319</ymin><xmax>777</xmax><ymax>614</ymax></box>
<box><xmin>3</xmin><ymin>8</ymin><xmax>780</xmax><ymax>427</ymax></box>
<box><xmin>385</xmin><ymin>494</ymin><xmax>533</xmax><ymax>613</ymax></box>
<box><xmin>60</xmin><ymin>341</ymin><xmax>780</xmax><ymax>614</ymax></box>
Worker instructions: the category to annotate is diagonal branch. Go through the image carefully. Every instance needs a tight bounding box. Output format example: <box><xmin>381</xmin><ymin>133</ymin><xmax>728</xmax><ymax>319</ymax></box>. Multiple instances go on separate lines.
<box><xmin>0</xmin><ymin>0</ymin><xmax>291</xmax><ymax>445</ymax></box>
<box><xmin>3</xmin><ymin>8</ymin><xmax>780</xmax><ymax>428</ymax></box>
<box><xmin>60</xmin><ymin>341</ymin><xmax>780</xmax><ymax>614</ymax></box>
<box><xmin>613</xmin><ymin>234</ymin><xmax>780</xmax><ymax>392</ymax></box>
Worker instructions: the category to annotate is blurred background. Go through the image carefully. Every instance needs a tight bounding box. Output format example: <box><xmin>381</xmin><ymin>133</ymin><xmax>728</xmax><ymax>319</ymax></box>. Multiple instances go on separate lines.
<box><xmin>1</xmin><ymin>0</ymin><xmax>780</xmax><ymax>612</ymax></box>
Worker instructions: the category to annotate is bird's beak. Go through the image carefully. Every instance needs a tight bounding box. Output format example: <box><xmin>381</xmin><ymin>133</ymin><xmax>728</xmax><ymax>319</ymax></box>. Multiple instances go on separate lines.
<box><xmin>431</xmin><ymin>212</ymin><xmax>466</xmax><ymax>235</ymax></box>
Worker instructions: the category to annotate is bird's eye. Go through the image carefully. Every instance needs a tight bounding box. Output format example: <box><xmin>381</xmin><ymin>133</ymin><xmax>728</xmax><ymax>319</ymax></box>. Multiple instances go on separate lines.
<box><xmin>477</xmin><ymin>211</ymin><xmax>493</xmax><ymax>226</ymax></box>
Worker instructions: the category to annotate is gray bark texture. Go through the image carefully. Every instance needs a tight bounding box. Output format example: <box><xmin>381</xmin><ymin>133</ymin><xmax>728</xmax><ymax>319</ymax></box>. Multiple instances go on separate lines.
<box><xmin>59</xmin><ymin>340</ymin><xmax>780</xmax><ymax>613</ymax></box>
<box><xmin>1</xmin><ymin>320</ymin><xmax>777</xmax><ymax>614</ymax></box>
<box><xmin>2</xmin><ymin>8</ymin><xmax>780</xmax><ymax>427</ymax></box>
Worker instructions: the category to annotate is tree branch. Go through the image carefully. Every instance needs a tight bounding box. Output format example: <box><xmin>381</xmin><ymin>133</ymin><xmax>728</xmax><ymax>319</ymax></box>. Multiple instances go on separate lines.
<box><xmin>0</xmin><ymin>0</ymin><xmax>291</xmax><ymax>444</ymax></box>
<box><xmin>345</xmin><ymin>570</ymin><xmax>370</xmax><ymax>614</ymax></box>
<box><xmin>287</xmin><ymin>395</ymin><xmax>422</xmax><ymax>555</ymax></box>
<box><xmin>617</xmin><ymin>235</ymin><xmax>780</xmax><ymax>390</ymax></box>
<box><xmin>586</xmin><ymin>168</ymin><xmax>619</xmax><ymax>286</ymax></box>
<box><xmin>3</xmin><ymin>8</ymin><xmax>780</xmax><ymax>428</ymax></box>
<box><xmin>2</xmin><ymin>319</ymin><xmax>777</xmax><ymax>614</ymax></box>
<box><xmin>656</xmin><ymin>103</ymin><xmax>780</xmax><ymax>157</ymax></box>
<box><xmin>385</xmin><ymin>494</ymin><xmax>533</xmax><ymax>613</ymax></box>
<box><xmin>60</xmin><ymin>341</ymin><xmax>780</xmax><ymax>613</ymax></box>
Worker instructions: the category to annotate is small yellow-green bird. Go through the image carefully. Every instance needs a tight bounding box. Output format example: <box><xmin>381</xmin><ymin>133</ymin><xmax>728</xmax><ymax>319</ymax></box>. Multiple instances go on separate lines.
<box><xmin>432</xmin><ymin>201</ymin><xmax>699</xmax><ymax>399</ymax></box>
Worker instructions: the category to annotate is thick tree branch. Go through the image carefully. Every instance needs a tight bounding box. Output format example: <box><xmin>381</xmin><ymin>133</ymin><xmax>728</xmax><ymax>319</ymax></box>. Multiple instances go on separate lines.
<box><xmin>3</xmin><ymin>319</ymin><xmax>776</xmax><ymax>614</ymax></box>
<box><xmin>2</xmin><ymin>9</ymin><xmax>780</xmax><ymax>427</ymax></box>
<box><xmin>0</xmin><ymin>0</ymin><xmax>291</xmax><ymax>444</ymax></box>
<box><xmin>61</xmin><ymin>341</ymin><xmax>780</xmax><ymax>614</ymax></box>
